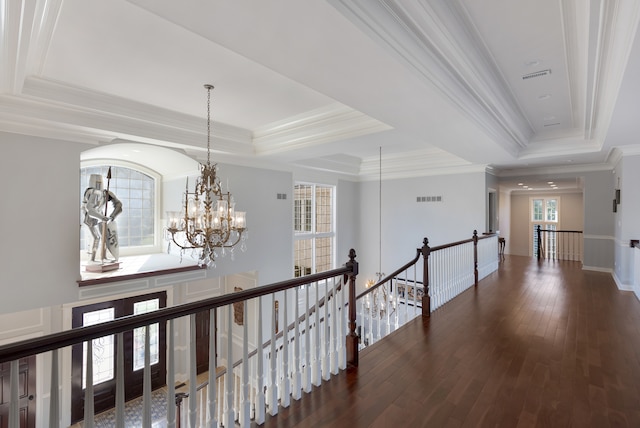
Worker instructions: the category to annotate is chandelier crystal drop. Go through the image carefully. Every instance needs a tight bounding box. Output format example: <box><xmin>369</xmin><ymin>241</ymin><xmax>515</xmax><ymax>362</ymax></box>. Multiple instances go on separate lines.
<box><xmin>165</xmin><ymin>84</ymin><xmax>247</xmax><ymax>267</ymax></box>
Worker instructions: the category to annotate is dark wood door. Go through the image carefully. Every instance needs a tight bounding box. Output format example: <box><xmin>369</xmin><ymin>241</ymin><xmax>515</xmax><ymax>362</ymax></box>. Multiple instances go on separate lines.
<box><xmin>195</xmin><ymin>309</ymin><xmax>216</xmax><ymax>374</ymax></box>
<box><xmin>71</xmin><ymin>291</ymin><xmax>166</xmax><ymax>424</ymax></box>
<box><xmin>0</xmin><ymin>356</ymin><xmax>36</xmax><ymax>428</ymax></box>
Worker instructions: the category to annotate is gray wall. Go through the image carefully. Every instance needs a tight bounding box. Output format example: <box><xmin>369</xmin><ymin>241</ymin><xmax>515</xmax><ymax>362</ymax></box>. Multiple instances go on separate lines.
<box><xmin>357</xmin><ymin>171</ymin><xmax>486</xmax><ymax>287</ymax></box>
<box><xmin>0</xmin><ymin>132</ymin><xmax>88</xmax><ymax>314</ymax></box>
<box><xmin>613</xmin><ymin>155</ymin><xmax>640</xmax><ymax>287</ymax></box>
<box><xmin>582</xmin><ymin>170</ymin><xmax>615</xmax><ymax>270</ymax></box>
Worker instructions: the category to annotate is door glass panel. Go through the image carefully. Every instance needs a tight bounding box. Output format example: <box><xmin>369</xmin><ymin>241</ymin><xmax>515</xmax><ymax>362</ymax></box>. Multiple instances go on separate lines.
<box><xmin>82</xmin><ymin>308</ymin><xmax>115</xmax><ymax>388</ymax></box>
<box><xmin>133</xmin><ymin>299</ymin><xmax>160</xmax><ymax>371</ymax></box>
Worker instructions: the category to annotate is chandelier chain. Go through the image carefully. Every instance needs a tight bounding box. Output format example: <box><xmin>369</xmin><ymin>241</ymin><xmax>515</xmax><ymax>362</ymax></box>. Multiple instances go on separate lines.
<box><xmin>206</xmin><ymin>84</ymin><xmax>212</xmax><ymax>165</ymax></box>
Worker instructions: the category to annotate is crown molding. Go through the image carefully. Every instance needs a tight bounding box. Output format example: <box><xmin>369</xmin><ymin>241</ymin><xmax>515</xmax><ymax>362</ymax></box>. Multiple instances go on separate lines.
<box><xmin>329</xmin><ymin>0</ymin><xmax>533</xmax><ymax>157</ymax></box>
<box><xmin>585</xmin><ymin>0</ymin><xmax>640</xmax><ymax>142</ymax></box>
<box><xmin>357</xmin><ymin>148</ymin><xmax>483</xmax><ymax>181</ymax></box>
<box><xmin>253</xmin><ymin>104</ymin><xmax>391</xmax><ymax>156</ymax></box>
<box><xmin>607</xmin><ymin>145</ymin><xmax>640</xmax><ymax>167</ymax></box>
<box><xmin>6</xmin><ymin>79</ymin><xmax>254</xmax><ymax>154</ymax></box>
<box><xmin>496</xmin><ymin>161</ymin><xmax>613</xmax><ymax>178</ymax></box>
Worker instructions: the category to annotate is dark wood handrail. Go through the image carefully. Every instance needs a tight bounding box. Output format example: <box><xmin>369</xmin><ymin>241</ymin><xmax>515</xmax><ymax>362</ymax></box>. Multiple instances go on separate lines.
<box><xmin>0</xmin><ymin>262</ymin><xmax>355</xmax><ymax>364</ymax></box>
<box><xmin>356</xmin><ymin>248</ymin><xmax>422</xmax><ymax>299</ymax></box>
<box><xmin>537</xmin><ymin>229</ymin><xmax>583</xmax><ymax>233</ymax></box>
<box><xmin>429</xmin><ymin>232</ymin><xmax>495</xmax><ymax>252</ymax></box>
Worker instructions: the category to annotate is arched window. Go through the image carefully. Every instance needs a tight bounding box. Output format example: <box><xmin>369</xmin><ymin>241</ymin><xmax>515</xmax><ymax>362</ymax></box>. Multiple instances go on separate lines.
<box><xmin>80</xmin><ymin>163</ymin><xmax>159</xmax><ymax>257</ymax></box>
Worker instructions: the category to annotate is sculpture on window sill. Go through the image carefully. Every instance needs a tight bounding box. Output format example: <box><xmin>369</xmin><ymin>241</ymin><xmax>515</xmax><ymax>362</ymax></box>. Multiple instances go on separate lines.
<box><xmin>82</xmin><ymin>169</ymin><xmax>122</xmax><ymax>269</ymax></box>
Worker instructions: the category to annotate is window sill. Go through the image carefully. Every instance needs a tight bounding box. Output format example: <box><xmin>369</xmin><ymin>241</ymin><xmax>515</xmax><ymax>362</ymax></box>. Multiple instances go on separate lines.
<box><xmin>78</xmin><ymin>254</ymin><xmax>204</xmax><ymax>287</ymax></box>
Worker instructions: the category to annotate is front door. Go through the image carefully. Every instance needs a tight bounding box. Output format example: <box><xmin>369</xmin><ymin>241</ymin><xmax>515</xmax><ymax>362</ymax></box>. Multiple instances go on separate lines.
<box><xmin>0</xmin><ymin>356</ymin><xmax>36</xmax><ymax>428</ymax></box>
<box><xmin>70</xmin><ymin>291</ymin><xmax>167</xmax><ymax>424</ymax></box>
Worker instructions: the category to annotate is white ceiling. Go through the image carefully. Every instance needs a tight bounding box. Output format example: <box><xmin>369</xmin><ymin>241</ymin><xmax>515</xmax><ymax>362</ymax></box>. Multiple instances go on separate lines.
<box><xmin>2</xmin><ymin>0</ymin><xmax>640</xmax><ymax>192</ymax></box>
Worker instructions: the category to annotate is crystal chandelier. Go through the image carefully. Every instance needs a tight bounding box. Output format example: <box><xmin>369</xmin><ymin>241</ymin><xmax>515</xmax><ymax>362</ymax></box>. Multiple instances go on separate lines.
<box><xmin>165</xmin><ymin>84</ymin><xmax>247</xmax><ymax>267</ymax></box>
<box><xmin>364</xmin><ymin>275</ymin><xmax>393</xmax><ymax>319</ymax></box>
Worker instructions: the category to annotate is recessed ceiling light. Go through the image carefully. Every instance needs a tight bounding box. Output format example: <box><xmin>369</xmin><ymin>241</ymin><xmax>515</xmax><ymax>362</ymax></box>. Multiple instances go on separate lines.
<box><xmin>548</xmin><ymin>181</ymin><xmax>554</xmax><ymax>184</ymax></box>
<box><xmin>523</xmin><ymin>185</ymin><xmax>528</xmax><ymax>188</ymax></box>
<box><xmin>518</xmin><ymin>183</ymin><xmax>524</xmax><ymax>186</ymax></box>
<box><xmin>538</xmin><ymin>94</ymin><xmax>552</xmax><ymax>100</ymax></box>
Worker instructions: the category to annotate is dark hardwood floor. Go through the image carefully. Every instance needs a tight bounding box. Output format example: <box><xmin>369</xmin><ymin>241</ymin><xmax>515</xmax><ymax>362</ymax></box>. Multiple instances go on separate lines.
<box><xmin>257</xmin><ymin>255</ymin><xmax>640</xmax><ymax>427</ymax></box>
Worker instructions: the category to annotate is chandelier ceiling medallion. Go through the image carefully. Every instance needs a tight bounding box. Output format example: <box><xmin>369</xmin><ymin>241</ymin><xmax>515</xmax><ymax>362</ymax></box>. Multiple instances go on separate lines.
<box><xmin>166</xmin><ymin>84</ymin><xmax>247</xmax><ymax>267</ymax></box>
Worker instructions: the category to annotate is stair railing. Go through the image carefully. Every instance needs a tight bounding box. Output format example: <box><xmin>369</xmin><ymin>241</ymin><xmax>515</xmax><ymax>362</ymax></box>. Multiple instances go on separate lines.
<box><xmin>356</xmin><ymin>231</ymin><xmax>499</xmax><ymax>349</ymax></box>
<box><xmin>536</xmin><ymin>225</ymin><xmax>583</xmax><ymax>261</ymax></box>
<box><xmin>0</xmin><ymin>250</ymin><xmax>358</xmax><ymax>428</ymax></box>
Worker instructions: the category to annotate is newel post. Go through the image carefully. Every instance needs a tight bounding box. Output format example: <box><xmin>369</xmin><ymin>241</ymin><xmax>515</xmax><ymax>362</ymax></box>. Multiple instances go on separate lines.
<box><xmin>345</xmin><ymin>249</ymin><xmax>359</xmax><ymax>368</ymax></box>
<box><xmin>473</xmin><ymin>230</ymin><xmax>479</xmax><ymax>286</ymax></box>
<box><xmin>536</xmin><ymin>225</ymin><xmax>542</xmax><ymax>260</ymax></box>
<box><xmin>421</xmin><ymin>238</ymin><xmax>431</xmax><ymax>317</ymax></box>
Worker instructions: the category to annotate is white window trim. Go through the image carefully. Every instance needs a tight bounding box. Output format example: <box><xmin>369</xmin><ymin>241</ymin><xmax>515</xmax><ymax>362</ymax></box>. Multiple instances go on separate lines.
<box><xmin>293</xmin><ymin>182</ymin><xmax>337</xmax><ymax>276</ymax></box>
<box><xmin>529</xmin><ymin>196</ymin><xmax>561</xmax><ymax>257</ymax></box>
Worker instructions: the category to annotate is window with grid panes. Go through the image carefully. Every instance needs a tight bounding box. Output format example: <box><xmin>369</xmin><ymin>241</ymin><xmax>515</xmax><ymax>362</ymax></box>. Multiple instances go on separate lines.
<box><xmin>294</xmin><ymin>183</ymin><xmax>335</xmax><ymax>277</ymax></box>
<box><xmin>80</xmin><ymin>165</ymin><xmax>157</xmax><ymax>254</ymax></box>
<box><xmin>531</xmin><ymin>197</ymin><xmax>559</xmax><ymax>257</ymax></box>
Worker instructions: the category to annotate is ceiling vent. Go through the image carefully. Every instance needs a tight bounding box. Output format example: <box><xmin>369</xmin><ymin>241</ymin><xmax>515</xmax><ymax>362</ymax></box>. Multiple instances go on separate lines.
<box><xmin>417</xmin><ymin>196</ymin><xmax>442</xmax><ymax>202</ymax></box>
<box><xmin>522</xmin><ymin>69</ymin><xmax>551</xmax><ymax>80</ymax></box>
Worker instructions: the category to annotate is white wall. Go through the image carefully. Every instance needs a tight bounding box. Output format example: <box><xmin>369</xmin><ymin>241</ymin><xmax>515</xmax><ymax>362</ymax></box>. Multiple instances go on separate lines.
<box><xmin>613</xmin><ymin>155</ymin><xmax>640</xmax><ymax>289</ymax></box>
<box><xmin>498</xmin><ymin>188</ymin><xmax>511</xmax><ymax>253</ymax></box>
<box><xmin>357</xmin><ymin>172</ymin><xmax>486</xmax><ymax>288</ymax></box>
<box><xmin>0</xmin><ymin>132</ymin><xmax>87</xmax><ymax>314</ymax></box>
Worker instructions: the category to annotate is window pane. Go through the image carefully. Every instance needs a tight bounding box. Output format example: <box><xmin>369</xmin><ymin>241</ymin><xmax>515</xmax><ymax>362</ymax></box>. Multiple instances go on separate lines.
<box><xmin>294</xmin><ymin>239</ymin><xmax>313</xmax><ymax>277</ymax></box>
<box><xmin>546</xmin><ymin>199</ymin><xmax>558</xmax><ymax>222</ymax></box>
<box><xmin>315</xmin><ymin>237</ymin><xmax>332</xmax><ymax>273</ymax></box>
<box><xmin>80</xmin><ymin>166</ymin><xmax>155</xmax><ymax>252</ymax></box>
<box><xmin>133</xmin><ymin>299</ymin><xmax>160</xmax><ymax>371</ymax></box>
<box><xmin>294</xmin><ymin>185</ymin><xmax>312</xmax><ymax>233</ymax></box>
<box><xmin>532</xmin><ymin>199</ymin><xmax>543</xmax><ymax>221</ymax></box>
<box><xmin>315</xmin><ymin>186</ymin><xmax>333</xmax><ymax>233</ymax></box>
<box><xmin>82</xmin><ymin>308</ymin><xmax>115</xmax><ymax>388</ymax></box>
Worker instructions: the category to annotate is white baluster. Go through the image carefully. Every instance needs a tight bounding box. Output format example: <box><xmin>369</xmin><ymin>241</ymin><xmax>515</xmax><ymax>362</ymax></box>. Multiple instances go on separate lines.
<box><xmin>241</xmin><ymin>301</ymin><xmax>251</xmax><ymax>427</ymax></box>
<box><xmin>292</xmin><ymin>287</ymin><xmax>302</xmax><ymax>400</ymax></box>
<box><xmin>255</xmin><ymin>297</ymin><xmax>265</xmax><ymax>424</ymax></box>
<box><xmin>339</xmin><ymin>282</ymin><xmax>347</xmax><ymax>369</ymax></box>
<box><xmin>385</xmin><ymin>281</ymin><xmax>391</xmax><ymax>337</ymax></box>
<box><xmin>218</xmin><ymin>369</ymin><xmax>224</xmax><ymax>425</ymax></box>
<box><xmin>143</xmin><ymin>326</ymin><xmax>151</xmax><ymax>427</ymax></box>
<box><xmin>330</xmin><ymin>278</ymin><xmax>338</xmax><ymax>375</ymax></box>
<box><xmin>281</xmin><ymin>290</ymin><xmax>291</xmax><ymax>407</ymax></box>
<box><xmin>199</xmin><ymin>387</ymin><xmax>206</xmax><ymax>426</ymax></box>
<box><xmin>226</xmin><ymin>305</ymin><xmax>235</xmax><ymax>427</ymax></box>
<box><xmin>116</xmin><ymin>332</ymin><xmax>124</xmax><ymax>428</ymax></box>
<box><xmin>368</xmin><ymin>298</ymin><xmax>374</xmax><ymax>345</ymax></box>
<box><xmin>167</xmin><ymin>320</ymin><xmax>176</xmax><ymax>428</ymax></box>
<box><xmin>304</xmin><ymin>285</ymin><xmax>312</xmax><ymax>393</ymax></box>
<box><xmin>207</xmin><ymin>308</ymin><xmax>218</xmax><ymax>428</ymax></box>
<box><xmin>84</xmin><ymin>340</ymin><xmax>94</xmax><ymax>428</ymax></box>
<box><xmin>322</xmin><ymin>281</ymin><xmax>330</xmax><ymax>381</ymax></box>
<box><xmin>189</xmin><ymin>315</ymin><xmax>197</xmax><ymax>427</ymax></box>
<box><xmin>313</xmin><ymin>283</ymin><xmax>321</xmax><ymax>386</ymax></box>
<box><xmin>268</xmin><ymin>294</ymin><xmax>278</xmax><ymax>415</ymax></box>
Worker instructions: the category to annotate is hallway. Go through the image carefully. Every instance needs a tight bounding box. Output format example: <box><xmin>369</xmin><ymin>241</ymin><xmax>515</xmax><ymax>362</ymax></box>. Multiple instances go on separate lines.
<box><xmin>260</xmin><ymin>255</ymin><xmax>640</xmax><ymax>427</ymax></box>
